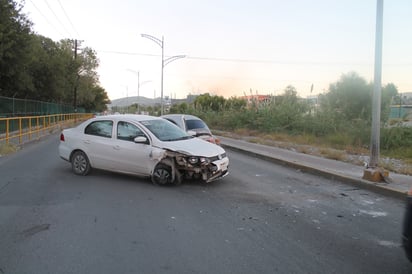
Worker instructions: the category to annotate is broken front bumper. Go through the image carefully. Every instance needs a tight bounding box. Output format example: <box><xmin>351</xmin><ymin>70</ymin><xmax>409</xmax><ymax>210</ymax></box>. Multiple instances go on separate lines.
<box><xmin>205</xmin><ymin>157</ymin><xmax>229</xmax><ymax>183</ymax></box>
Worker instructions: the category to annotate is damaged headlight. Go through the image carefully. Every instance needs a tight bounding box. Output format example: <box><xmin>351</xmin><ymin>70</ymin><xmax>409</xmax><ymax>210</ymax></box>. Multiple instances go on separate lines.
<box><xmin>188</xmin><ymin>156</ymin><xmax>198</xmax><ymax>164</ymax></box>
<box><xmin>187</xmin><ymin>156</ymin><xmax>210</xmax><ymax>165</ymax></box>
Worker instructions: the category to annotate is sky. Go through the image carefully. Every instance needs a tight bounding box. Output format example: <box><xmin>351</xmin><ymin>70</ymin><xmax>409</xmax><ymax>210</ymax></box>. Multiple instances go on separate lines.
<box><xmin>19</xmin><ymin>0</ymin><xmax>412</xmax><ymax>101</ymax></box>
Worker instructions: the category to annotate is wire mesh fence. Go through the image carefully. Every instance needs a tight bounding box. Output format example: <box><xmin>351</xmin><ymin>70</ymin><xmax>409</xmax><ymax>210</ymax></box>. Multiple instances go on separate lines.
<box><xmin>0</xmin><ymin>96</ymin><xmax>90</xmax><ymax>145</ymax></box>
<box><xmin>0</xmin><ymin>96</ymin><xmax>85</xmax><ymax>117</ymax></box>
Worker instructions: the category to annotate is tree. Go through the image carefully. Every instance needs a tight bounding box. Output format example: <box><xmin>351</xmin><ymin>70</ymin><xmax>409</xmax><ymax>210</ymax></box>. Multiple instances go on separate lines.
<box><xmin>0</xmin><ymin>0</ymin><xmax>33</xmax><ymax>96</ymax></box>
<box><xmin>80</xmin><ymin>85</ymin><xmax>110</xmax><ymax>112</ymax></box>
<box><xmin>320</xmin><ymin>72</ymin><xmax>398</xmax><ymax>125</ymax></box>
<box><xmin>225</xmin><ymin>96</ymin><xmax>247</xmax><ymax>110</ymax></box>
<box><xmin>320</xmin><ymin>72</ymin><xmax>372</xmax><ymax>123</ymax></box>
<box><xmin>0</xmin><ymin>1</ymin><xmax>110</xmax><ymax>113</ymax></box>
<box><xmin>27</xmin><ymin>35</ymin><xmax>74</xmax><ymax>102</ymax></box>
<box><xmin>169</xmin><ymin>102</ymin><xmax>190</xmax><ymax>114</ymax></box>
<box><xmin>275</xmin><ymin>85</ymin><xmax>298</xmax><ymax>106</ymax></box>
<box><xmin>270</xmin><ymin>85</ymin><xmax>309</xmax><ymax>131</ymax></box>
<box><xmin>194</xmin><ymin>93</ymin><xmax>225</xmax><ymax>112</ymax></box>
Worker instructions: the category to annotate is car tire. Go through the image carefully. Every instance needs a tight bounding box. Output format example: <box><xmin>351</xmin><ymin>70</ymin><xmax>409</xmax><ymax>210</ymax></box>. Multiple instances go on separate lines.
<box><xmin>71</xmin><ymin>151</ymin><xmax>91</xmax><ymax>176</ymax></box>
<box><xmin>152</xmin><ymin>163</ymin><xmax>173</xmax><ymax>185</ymax></box>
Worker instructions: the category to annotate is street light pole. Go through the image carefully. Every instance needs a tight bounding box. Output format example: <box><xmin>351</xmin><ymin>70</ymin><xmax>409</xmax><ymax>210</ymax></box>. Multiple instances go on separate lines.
<box><xmin>138</xmin><ymin>71</ymin><xmax>140</xmax><ymax>113</ymax></box>
<box><xmin>363</xmin><ymin>0</ymin><xmax>385</xmax><ymax>182</ymax></box>
<box><xmin>141</xmin><ymin>34</ymin><xmax>185</xmax><ymax>115</ymax></box>
<box><xmin>369</xmin><ymin>0</ymin><xmax>384</xmax><ymax>169</ymax></box>
<box><xmin>126</xmin><ymin>69</ymin><xmax>152</xmax><ymax>114</ymax></box>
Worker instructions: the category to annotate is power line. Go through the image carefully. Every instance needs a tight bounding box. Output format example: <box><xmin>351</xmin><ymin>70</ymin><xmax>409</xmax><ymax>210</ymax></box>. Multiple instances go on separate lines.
<box><xmin>43</xmin><ymin>0</ymin><xmax>72</xmax><ymax>38</ymax></box>
<box><xmin>28</xmin><ymin>0</ymin><xmax>65</xmax><ymax>37</ymax></box>
<box><xmin>57</xmin><ymin>0</ymin><xmax>80</xmax><ymax>38</ymax></box>
<box><xmin>98</xmin><ymin>50</ymin><xmax>159</xmax><ymax>58</ymax></box>
<box><xmin>97</xmin><ymin>49</ymin><xmax>412</xmax><ymax>67</ymax></box>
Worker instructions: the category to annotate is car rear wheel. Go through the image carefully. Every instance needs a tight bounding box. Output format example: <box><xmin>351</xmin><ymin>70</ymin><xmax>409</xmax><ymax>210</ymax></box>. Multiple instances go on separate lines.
<box><xmin>71</xmin><ymin>151</ymin><xmax>91</xmax><ymax>176</ymax></box>
<box><xmin>152</xmin><ymin>164</ymin><xmax>173</xmax><ymax>185</ymax></box>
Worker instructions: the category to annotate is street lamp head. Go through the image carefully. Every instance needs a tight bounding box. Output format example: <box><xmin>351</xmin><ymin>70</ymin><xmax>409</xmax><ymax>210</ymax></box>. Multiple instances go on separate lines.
<box><xmin>163</xmin><ymin>55</ymin><xmax>186</xmax><ymax>67</ymax></box>
<box><xmin>141</xmin><ymin>33</ymin><xmax>163</xmax><ymax>48</ymax></box>
<box><xmin>140</xmin><ymin>33</ymin><xmax>185</xmax><ymax>116</ymax></box>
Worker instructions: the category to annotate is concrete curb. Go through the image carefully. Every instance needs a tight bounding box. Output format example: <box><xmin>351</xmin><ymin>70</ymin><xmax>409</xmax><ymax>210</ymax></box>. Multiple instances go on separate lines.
<box><xmin>221</xmin><ymin>142</ymin><xmax>407</xmax><ymax>200</ymax></box>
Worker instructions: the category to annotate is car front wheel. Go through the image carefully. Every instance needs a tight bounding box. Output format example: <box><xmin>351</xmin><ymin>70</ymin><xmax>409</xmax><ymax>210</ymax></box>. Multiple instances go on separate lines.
<box><xmin>152</xmin><ymin>164</ymin><xmax>173</xmax><ymax>185</ymax></box>
<box><xmin>71</xmin><ymin>151</ymin><xmax>91</xmax><ymax>176</ymax></box>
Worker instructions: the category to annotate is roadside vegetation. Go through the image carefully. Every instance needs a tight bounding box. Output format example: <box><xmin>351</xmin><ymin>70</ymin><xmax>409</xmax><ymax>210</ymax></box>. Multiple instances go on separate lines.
<box><xmin>0</xmin><ymin>143</ymin><xmax>18</xmax><ymax>156</ymax></box>
<box><xmin>168</xmin><ymin>73</ymin><xmax>412</xmax><ymax>175</ymax></box>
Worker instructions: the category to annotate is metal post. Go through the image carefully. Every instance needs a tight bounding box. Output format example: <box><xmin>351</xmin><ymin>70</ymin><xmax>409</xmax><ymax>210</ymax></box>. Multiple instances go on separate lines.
<box><xmin>369</xmin><ymin>0</ymin><xmax>384</xmax><ymax>168</ymax></box>
<box><xmin>160</xmin><ymin>36</ymin><xmax>164</xmax><ymax>115</ymax></box>
<box><xmin>126</xmin><ymin>69</ymin><xmax>152</xmax><ymax>114</ymax></box>
<box><xmin>363</xmin><ymin>0</ymin><xmax>385</xmax><ymax>182</ymax></box>
<box><xmin>141</xmin><ymin>34</ymin><xmax>185</xmax><ymax>116</ymax></box>
<box><xmin>137</xmin><ymin>71</ymin><xmax>140</xmax><ymax>114</ymax></box>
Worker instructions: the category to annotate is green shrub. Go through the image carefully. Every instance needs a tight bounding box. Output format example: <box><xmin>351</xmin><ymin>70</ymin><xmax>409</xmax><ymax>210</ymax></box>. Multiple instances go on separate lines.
<box><xmin>381</xmin><ymin>127</ymin><xmax>412</xmax><ymax>150</ymax></box>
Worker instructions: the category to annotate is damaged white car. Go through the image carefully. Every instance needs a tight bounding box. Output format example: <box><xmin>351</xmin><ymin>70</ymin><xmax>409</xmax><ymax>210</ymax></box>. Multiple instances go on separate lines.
<box><xmin>58</xmin><ymin>114</ymin><xmax>229</xmax><ymax>185</ymax></box>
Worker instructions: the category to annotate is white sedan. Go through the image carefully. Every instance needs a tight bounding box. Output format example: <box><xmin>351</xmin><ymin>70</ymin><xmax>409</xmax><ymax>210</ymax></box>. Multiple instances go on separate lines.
<box><xmin>58</xmin><ymin>115</ymin><xmax>229</xmax><ymax>185</ymax></box>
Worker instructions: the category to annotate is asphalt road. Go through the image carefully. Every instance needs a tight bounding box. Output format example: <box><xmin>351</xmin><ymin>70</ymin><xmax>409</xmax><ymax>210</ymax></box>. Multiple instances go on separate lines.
<box><xmin>0</xmin><ymin>134</ymin><xmax>411</xmax><ymax>274</ymax></box>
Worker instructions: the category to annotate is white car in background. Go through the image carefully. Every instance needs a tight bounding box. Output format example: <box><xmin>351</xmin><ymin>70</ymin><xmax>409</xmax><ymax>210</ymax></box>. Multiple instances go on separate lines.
<box><xmin>59</xmin><ymin>115</ymin><xmax>229</xmax><ymax>185</ymax></box>
<box><xmin>161</xmin><ymin>114</ymin><xmax>220</xmax><ymax>144</ymax></box>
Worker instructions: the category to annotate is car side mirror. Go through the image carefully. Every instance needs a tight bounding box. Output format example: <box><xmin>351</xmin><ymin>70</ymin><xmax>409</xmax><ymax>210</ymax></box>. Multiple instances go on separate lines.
<box><xmin>187</xmin><ymin>130</ymin><xmax>197</xmax><ymax>136</ymax></box>
<box><xmin>134</xmin><ymin>136</ymin><xmax>148</xmax><ymax>144</ymax></box>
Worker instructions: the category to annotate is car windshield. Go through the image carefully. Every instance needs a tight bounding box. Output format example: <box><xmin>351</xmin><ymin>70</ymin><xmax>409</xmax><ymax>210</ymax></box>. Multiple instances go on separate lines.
<box><xmin>185</xmin><ymin>119</ymin><xmax>209</xmax><ymax>130</ymax></box>
<box><xmin>140</xmin><ymin>119</ymin><xmax>192</xmax><ymax>142</ymax></box>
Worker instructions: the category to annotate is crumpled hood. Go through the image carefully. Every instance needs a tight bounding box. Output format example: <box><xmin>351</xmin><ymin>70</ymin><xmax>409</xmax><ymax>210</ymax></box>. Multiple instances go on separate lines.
<box><xmin>160</xmin><ymin>137</ymin><xmax>225</xmax><ymax>157</ymax></box>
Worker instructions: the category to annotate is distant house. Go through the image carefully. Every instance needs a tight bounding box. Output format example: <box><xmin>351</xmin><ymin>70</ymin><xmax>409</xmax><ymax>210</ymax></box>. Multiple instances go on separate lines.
<box><xmin>240</xmin><ymin>95</ymin><xmax>271</xmax><ymax>106</ymax></box>
<box><xmin>389</xmin><ymin>92</ymin><xmax>412</xmax><ymax>120</ymax></box>
<box><xmin>389</xmin><ymin>105</ymin><xmax>412</xmax><ymax>119</ymax></box>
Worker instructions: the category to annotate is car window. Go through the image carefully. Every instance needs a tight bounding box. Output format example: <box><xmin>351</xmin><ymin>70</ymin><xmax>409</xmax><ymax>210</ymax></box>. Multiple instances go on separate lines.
<box><xmin>117</xmin><ymin>121</ymin><xmax>145</xmax><ymax>142</ymax></box>
<box><xmin>84</xmin><ymin>120</ymin><xmax>113</xmax><ymax>138</ymax></box>
<box><xmin>164</xmin><ymin>118</ymin><xmax>179</xmax><ymax>127</ymax></box>
<box><xmin>163</xmin><ymin>116</ymin><xmax>185</xmax><ymax>130</ymax></box>
<box><xmin>185</xmin><ymin>119</ymin><xmax>209</xmax><ymax>130</ymax></box>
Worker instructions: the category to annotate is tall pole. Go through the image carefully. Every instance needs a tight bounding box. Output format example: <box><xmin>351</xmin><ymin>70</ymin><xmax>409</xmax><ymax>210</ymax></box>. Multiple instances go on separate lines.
<box><xmin>161</xmin><ymin>36</ymin><xmax>164</xmax><ymax>115</ymax></box>
<box><xmin>141</xmin><ymin>34</ymin><xmax>185</xmax><ymax>116</ymax></box>
<box><xmin>125</xmin><ymin>69</ymin><xmax>152</xmax><ymax>114</ymax></box>
<box><xmin>73</xmin><ymin>39</ymin><xmax>78</xmax><ymax>113</ymax></box>
<box><xmin>369</xmin><ymin>0</ymin><xmax>384</xmax><ymax>168</ymax></box>
<box><xmin>137</xmin><ymin>71</ymin><xmax>140</xmax><ymax>114</ymax></box>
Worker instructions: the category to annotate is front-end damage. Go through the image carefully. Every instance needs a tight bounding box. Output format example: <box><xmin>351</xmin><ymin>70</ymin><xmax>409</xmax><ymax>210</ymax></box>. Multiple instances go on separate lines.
<box><xmin>150</xmin><ymin>149</ymin><xmax>229</xmax><ymax>184</ymax></box>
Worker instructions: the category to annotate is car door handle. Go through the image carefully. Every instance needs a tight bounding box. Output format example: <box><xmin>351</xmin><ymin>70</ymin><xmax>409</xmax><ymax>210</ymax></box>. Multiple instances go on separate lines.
<box><xmin>113</xmin><ymin>145</ymin><xmax>120</xmax><ymax>150</ymax></box>
<box><xmin>83</xmin><ymin>140</ymin><xmax>91</xmax><ymax>144</ymax></box>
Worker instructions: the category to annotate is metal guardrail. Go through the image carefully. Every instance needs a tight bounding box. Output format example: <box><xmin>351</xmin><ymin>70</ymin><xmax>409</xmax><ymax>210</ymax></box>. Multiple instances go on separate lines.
<box><xmin>0</xmin><ymin>113</ymin><xmax>93</xmax><ymax>145</ymax></box>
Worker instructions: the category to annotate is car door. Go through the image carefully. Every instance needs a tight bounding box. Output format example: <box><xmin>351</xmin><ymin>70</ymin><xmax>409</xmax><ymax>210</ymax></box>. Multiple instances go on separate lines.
<box><xmin>111</xmin><ymin>120</ymin><xmax>154</xmax><ymax>175</ymax></box>
<box><xmin>83</xmin><ymin>120</ymin><xmax>115</xmax><ymax>170</ymax></box>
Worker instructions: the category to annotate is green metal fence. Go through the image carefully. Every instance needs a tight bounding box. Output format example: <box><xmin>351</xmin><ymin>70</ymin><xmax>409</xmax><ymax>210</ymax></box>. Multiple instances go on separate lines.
<box><xmin>0</xmin><ymin>96</ymin><xmax>85</xmax><ymax>117</ymax></box>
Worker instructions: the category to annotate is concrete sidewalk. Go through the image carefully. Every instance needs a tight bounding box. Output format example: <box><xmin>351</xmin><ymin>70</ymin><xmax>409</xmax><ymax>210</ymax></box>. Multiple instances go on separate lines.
<box><xmin>219</xmin><ymin>136</ymin><xmax>412</xmax><ymax>200</ymax></box>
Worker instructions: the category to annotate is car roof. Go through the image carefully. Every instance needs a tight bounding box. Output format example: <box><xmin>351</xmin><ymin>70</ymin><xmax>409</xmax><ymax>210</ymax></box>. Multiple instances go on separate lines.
<box><xmin>162</xmin><ymin>114</ymin><xmax>202</xmax><ymax>120</ymax></box>
<box><xmin>93</xmin><ymin>114</ymin><xmax>162</xmax><ymax>123</ymax></box>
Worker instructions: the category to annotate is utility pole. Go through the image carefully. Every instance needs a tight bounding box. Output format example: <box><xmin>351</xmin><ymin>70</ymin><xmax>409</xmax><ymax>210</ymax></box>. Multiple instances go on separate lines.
<box><xmin>73</xmin><ymin>39</ymin><xmax>84</xmax><ymax>114</ymax></box>
<box><xmin>137</xmin><ymin>71</ymin><xmax>140</xmax><ymax>114</ymax></box>
<box><xmin>363</xmin><ymin>0</ymin><xmax>386</xmax><ymax>182</ymax></box>
<box><xmin>73</xmin><ymin>39</ymin><xmax>80</xmax><ymax>114</ymax></box>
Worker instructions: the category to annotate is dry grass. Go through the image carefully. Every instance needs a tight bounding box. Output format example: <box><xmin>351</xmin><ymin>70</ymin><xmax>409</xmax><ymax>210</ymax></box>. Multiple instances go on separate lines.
<box><xmin>344</xmin><ymin>145</ymin><xmax>369</xmax><ymax>155</ymax></box>
<box><xmin>0</xmin><ymin>143</ymin><xmax>19</xmax><ymax>156</ymax></box>
<box><xmin>221</xmin><ymin>130</ymin><xmax>412</xmax><ymax>175</ymax></box>
<box><xmin>319</xmin><ymin>148</ymin><xmax>346</xmax><ymax>161</ymax></box>
<box><xmin>396</xmin><ymin>165</ymin><xmax>412</xmax><ymax>175</ymax></box>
